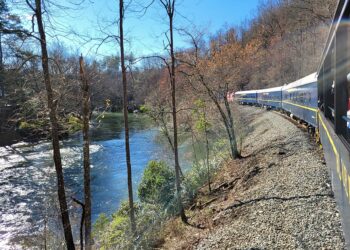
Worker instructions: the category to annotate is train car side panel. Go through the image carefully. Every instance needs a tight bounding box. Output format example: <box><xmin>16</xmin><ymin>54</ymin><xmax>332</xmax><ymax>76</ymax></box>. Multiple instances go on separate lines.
<box><xmin>257</xmin><ymin>87</ymin><xmax>282</xmax><ymax>109</ymax></box>
<box><xmin>235</xmin><ymin>91</ymin><xmax>258</xmax><ymax>105</ymax></box>
<box><xmin>318</xmin><ymin>112</ymin><xmax>350</xmax><ymax>248</ymax></box>
<box><xmin>282</xmin><ymin>77</ymin><xmax>318</xmax><ymax>127</ymax></box>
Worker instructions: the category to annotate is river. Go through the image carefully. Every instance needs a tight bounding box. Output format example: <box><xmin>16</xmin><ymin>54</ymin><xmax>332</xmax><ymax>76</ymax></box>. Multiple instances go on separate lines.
<box><xmin>0</xmin><ymin>113</ymin><xmax>189</xmax><ymax>248</ymax></box>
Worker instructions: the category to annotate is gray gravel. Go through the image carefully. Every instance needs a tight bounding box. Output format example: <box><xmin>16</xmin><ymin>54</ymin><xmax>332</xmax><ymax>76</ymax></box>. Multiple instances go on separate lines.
<box><xmin>196</xmin><ymin>106</ymin><xmax>346</xmax><ymax>250</ymax></box>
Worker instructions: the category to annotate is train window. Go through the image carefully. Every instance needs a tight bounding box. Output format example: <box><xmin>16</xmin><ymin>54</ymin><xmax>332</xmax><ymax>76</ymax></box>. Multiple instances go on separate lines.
<box><xmin>345</xmin><ymin>73</ymin><xmax>350</xmax><ymax>142</ymax></box>
<box><xmin>330</xmin><ymin>48</ymin><xmax>336</xmax><ymax>122</ymax></box>
<box><xmin>330</xmin><ymin>81</ymin><xmax>335</xmax><ymax>119</ymax></box>
<box><xmin>333</xmin><ymin>24</ymin><xmax>350</xmax><ymax>141</ymax></box>
<box><xmin>324</xmin><ymin>53</ymin><xmax>335</xmax><ymax>123</ymax></box>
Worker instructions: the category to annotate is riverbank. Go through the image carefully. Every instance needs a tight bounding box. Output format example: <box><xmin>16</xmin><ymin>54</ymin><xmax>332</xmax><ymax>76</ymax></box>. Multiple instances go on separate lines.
<box><xmin>0</xmin><ymin>112</ymin><xmax>147</xmax><ymax>147</ymax></box>
<box><xmin>159</xmin><ymin>106</ymin><xmax>345</xmax><ymax>249</ymax></box>
<box><xmin>0</xmin><ymin>112</ymin><xmax>164</xmax><ymax>249</ymax></box>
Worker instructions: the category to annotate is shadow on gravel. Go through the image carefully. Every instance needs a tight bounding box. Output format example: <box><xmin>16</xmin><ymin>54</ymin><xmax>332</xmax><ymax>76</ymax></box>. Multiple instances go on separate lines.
<box><xmin>184</xmin><ymin>220</ymin><xmax>206</xmax><ymax>230</ymax></box>
<box><xmin>224</xmin><ymin>193</ymin><xmax>334</xmax><ymax>211</ymax></box>
<box><xmin>243</xmin><ymin>138</ymin><xmax>302</xmax><ymax>159</ymax></box>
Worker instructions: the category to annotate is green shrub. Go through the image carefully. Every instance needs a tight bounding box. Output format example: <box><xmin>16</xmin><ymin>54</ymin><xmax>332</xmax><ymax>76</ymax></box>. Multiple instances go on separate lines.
<box><xmin>93</xmin><ymin>213</ymin><xmax>109</xmax><ymax>238</ymax></box>
<box><xmin>134</xmin><ymin>203</ymin><xmax>166</xmax><ymax>248</ymax></box>
<box><xmin>138</xmin><ymin>161</ymin><xmax>176</xmax><ymax>209</ymax></box>
<box><xmin>92</xmin><ymin>155</ymin><xmax>227</xmax><ymax>249</ymax></box>
<box><xmin>18</xmin><ymin>120</ymin><xmax>48</xmax><ymax>130</ymax></box>
<box><xmin>19</xmin><ymin>121</ymin><xmax>34</xmax><ymax>130</ymax></box>
<box><xmin>67</xmin><ymin>114</ymin><xmax>83</xmax><ymax>132</ymax></box>
<box><xmin>182</xmin><ymin>162</ymin><xmax>211</xmax><ymax>203</ymax></box>
<box><xmin>107</xmin><ymin>212</ymin><xmax>130</xmax><ymax>247</ymax></box>
<box><xmin>93</xmin><ymin>161</ymin><xmax>177</xmax><ymax>248</ymax></box>
<box><xmin>139</xmin><ymin>104</ymin><xmax>149</xmax><ymax>113</ymax></box>
<box><xmin>93</xmin><ymin>201</ymin><xmax>135</xmax><ymax>249</ymax></box>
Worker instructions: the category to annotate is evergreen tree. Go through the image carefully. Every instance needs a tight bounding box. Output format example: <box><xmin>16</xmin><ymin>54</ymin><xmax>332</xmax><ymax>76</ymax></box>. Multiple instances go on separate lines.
<box><xmin>0</xmin><ymin>0</ymin><xmax>24</xmax><ymax>97</ymax></box>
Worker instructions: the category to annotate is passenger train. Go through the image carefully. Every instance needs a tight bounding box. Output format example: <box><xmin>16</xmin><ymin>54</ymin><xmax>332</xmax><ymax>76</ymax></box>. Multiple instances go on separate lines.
<box><xmin>234</xmin><ymin>0</ymin><xmax>350</xmax><ymax>247</ymax></box>
<box><xmin>236</xmin><ymin>73</ymin><xmax>319</xmax><ymax>128</ymax></box>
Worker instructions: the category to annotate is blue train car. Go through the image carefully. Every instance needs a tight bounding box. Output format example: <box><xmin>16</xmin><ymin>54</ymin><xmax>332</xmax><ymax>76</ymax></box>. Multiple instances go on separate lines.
<box><xmin>282</xmin><ymin>73</ymin><xmax>318</xmax><ymax>127</ymax></box>
<box><xmin>235</xmin><ymin>90</ymin><xmax>258</xmax><ymax>105</ymax></box>
<box><xmin>257</xmin><ymin>87</ymin><xmax>282</xmax><ymax>109</ymax></box>
<box><xmin>317</xmin><ymin>0</ymin><xmax>350</xmax><ymax>247</ymax></box>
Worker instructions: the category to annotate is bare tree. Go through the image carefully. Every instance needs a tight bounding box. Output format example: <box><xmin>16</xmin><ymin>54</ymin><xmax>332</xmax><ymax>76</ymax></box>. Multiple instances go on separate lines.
<box><xmin>79</xmin><ymin>55</ymin><xmax>92</xmax><ymax>249</ymax></box>
<box><xmin>178</xmin><ymin>30</ymin><xmax>241</xmax><ymax>159</ymax></box>
<box><xmin>119</xmin><ymin>0</ymin><xmax>136</xmax><ymax>233</ymax></box>
<box><xmin>159</xmin><ymin>0</ymin><xmax>187</xmax><ymax>223</ymax></box>
<box><xmin>26</xmin><ymin>0</ymin><xmax>75</xmax><ymax>248</ymax></box>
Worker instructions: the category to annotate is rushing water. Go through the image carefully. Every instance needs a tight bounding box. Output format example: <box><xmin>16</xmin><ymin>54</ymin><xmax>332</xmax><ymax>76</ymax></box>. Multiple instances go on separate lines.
<box><xmin>0</xmin><ymin>113</ymin><xmax>184</xmax><ymax>248</ymax></box>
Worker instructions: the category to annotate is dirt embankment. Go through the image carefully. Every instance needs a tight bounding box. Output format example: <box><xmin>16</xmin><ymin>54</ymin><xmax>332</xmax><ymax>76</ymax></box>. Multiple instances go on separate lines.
<box><xmin>160</xmin><ymin>106</ymin><xmax>345</xmax><ymax>249</ymax></box>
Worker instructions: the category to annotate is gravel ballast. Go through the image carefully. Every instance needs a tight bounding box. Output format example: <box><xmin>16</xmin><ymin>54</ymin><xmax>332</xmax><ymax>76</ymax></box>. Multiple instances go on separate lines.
<box><xmin>161</xmin><ymin>106</ymin><xmax>346</xmax><ymax>249</ymax></box>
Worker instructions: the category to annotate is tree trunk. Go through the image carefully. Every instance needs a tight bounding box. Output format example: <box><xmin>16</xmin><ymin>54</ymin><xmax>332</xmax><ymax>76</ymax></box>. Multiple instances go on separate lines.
<box><xmin>71</xmin><ymin>197</ymin><xmax>85</xmax><ymax>250</ymax></box>
<box><xmin>223</xmin><ymin>91</ymin><xmax>240</xmax><ymax>158</ymax></box>
<box><xmin>204</xmin><ymin>109</ymin><xmax>211</xmax><ymax>192</ymax></box>
<box><xmin>34</xmin><ymin>0</ymin><xmax>75</xmax><ymax>248</ymax></box>
<box><xmin>167</xmin><ymin>0</ymin><xmax>187</xmax><ymax>223</ymax></box>
<box><xmin>0</xmin><ymin>32</ymin><xmax>4</xmax><ymax>98</ymax></box>
<box><xmin>119</xmin><ymin>0</ymin><xmax>136</xmax><ymax>233</ymax></box>
<box><xmin>227</xmin><ymin>125</ymin><xmax>239</xmax><ymax>158</ymax></box>
<box><xmin>79</xmin><ymin>56</ymin><xmax>91</xmax><ymax>249</ymax></box>
<box><xmin>198</xmin><ymin>75</ymin><xmax>239</xmax><ymax>159</ymax></box>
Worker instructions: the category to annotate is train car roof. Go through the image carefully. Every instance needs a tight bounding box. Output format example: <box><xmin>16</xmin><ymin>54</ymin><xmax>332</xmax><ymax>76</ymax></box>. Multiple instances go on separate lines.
<box><xmin>282</xmin><ymin>72</ymin><xmax>317</xmax><ymax>90</ymax></box>
<box><xmin>257</xmin><ymin>86</ymin><xmax>282</xmax><ymax>93</ymax></box>
<box><xmin>235</xmin><ymin>90</ymin><xmax>257</xmax><ymax>95</ymax></box>
<box><xmin>256</xmin><ymin>86</ymin><xmax>282</xmax><ymax>93</ymax></box>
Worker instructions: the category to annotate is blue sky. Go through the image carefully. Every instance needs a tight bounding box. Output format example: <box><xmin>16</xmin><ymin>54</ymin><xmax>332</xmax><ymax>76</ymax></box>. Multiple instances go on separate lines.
<box><xmin>14</xmin><ymin>0</ymin><xmax>261</xmax><ymax>57</ymax></box>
